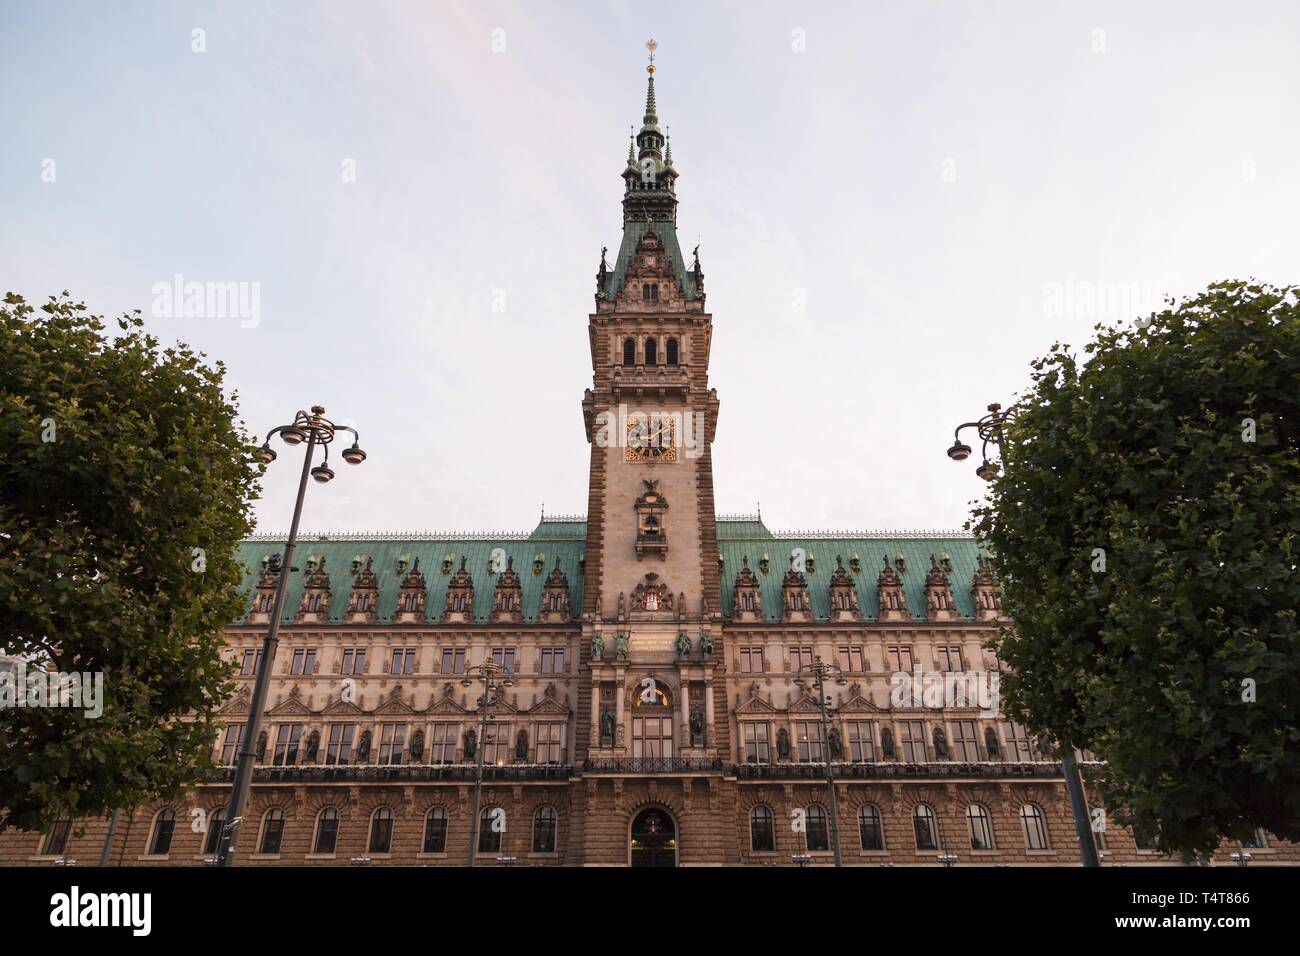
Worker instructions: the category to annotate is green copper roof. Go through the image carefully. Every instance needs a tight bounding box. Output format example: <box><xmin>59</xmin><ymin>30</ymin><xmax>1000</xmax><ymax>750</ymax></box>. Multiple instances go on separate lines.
<box><xmin>717</xmin><ymin>533</ymin><xmax>989</xmax><ymax>623</ymax></box>
<box><xmin>601</xmin><ymin>217</ymin><xmax>700</xmax><ymax>302</ymax></box>
<box><xmin>235</xmin><ymin>521</ymin><xmax>585</xmax><ymax>626</ymax></box>
<box><xmin>235</xmin><ymin>519</ymin><xmax>984</xmax><ymax>626</ymax></box>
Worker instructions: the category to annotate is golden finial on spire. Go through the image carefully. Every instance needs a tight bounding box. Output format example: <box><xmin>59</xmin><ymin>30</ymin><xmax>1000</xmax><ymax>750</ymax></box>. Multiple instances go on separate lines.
<box><xmin>646</xmin><ymin>37</ymin><xmax>657</xmax><ymax>74</ymax></box>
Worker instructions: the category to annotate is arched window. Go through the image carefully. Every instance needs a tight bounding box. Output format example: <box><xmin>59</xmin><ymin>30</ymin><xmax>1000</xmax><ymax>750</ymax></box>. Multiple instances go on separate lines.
<box><xmin>967</xmin><ymin>804</ymin><xmax>995</xmax><ymax>849</ymax></box>
<box><xmin>369</xmin><ymin>807</ymin><xmax>395</xmax><ymax>854</ymax></box>
<box><xmin>624</xmin><ymin>338</ymin><xmax>637</xmax><ymax>365</ymax></box>
<box><xmin>532</xmin><ymin>806</ymin><xmax>557</xmax><ymax>853</ymax></box>
<box><xmin>423</xmin><ymin>807</ymin><xmax>448</xmax><ymax>854</ymax></box>
<box><xmin>666</xmin><ymin>337</ymin><xmax>678</xmax><ymax>365</ymax></box>
<box><xmin>258</xmin><ymin>808</ymin><xmax>285</xmax><ymax>855</ymax></box>
<box><xmin>645</xmin><ymin>338</ymin><xmax>658</xmax><ymax>365</ymax></box>
<box><xmin>478</xmin><ymin>807</ymin><xmax>502</xmax><ymax>853</ymax></box>
<box><xmin>313</xmin><ymin>807</ymin><xmax>339</xmax><ymax>855</ymax></box>
<box><xmin>1020</xmin><ymin>803</ymin><xmax>1049</xmax><ymax>850</ymax></box>
<box><xmin>148</xmin><ymin>809</ymin><xmax>176</xmax><ymax>856</ymax></box>
<box><xmin>203</xmin><ymin>808</ymin><xmax>226</xmax><ymax>856</ymax></box>
<box><xmin>750</xmin><ymin>805</ymin><xmax>775</xmax><ymax>851</ymax></box>
<box><xmin>913</xmin><ymin>804</ymin><xmax>938</xmax><ymax>850</ymax></box>
<box><xmin>858</xmin><ymin>804</ymin><xmax>885</xmax><ymax>850</ymax></box>
<box><xmin>805</xmin><ymin>804</ymin><xmax>829</xmax><ymax>851</ymax></box>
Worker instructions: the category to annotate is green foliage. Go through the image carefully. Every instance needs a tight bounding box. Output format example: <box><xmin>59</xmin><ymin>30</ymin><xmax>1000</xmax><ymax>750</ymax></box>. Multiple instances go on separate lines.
<box><xmin>973</xmin><ymin>281</ymin><xmax>1300</xmax><ymax>857</ymax></box>
<box><xmin>0</xmin><ymin>292</ymin><xmax>258</xmax><ymax>833</ymax></box>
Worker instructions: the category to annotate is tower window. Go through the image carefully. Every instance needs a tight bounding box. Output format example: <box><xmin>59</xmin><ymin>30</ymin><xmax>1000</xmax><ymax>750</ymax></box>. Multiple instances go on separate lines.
<box><xmin>645</xmin><ymin>338</ymin><xmax>657</xmax><ymax>364</ymax></box>
<box><xmin>666</xmin><ymin>337</ymin><xmax>678</xmax><ymax>365</ymax></box>
<box><xmin>642</xmin><ymin>283</ymin><xmax>659</xmax><ymax>302</ymax></box>
<box><xmin>624</xmin><ymin>338</ymin><xmax>636</xmax><ymax>365</ymax></box>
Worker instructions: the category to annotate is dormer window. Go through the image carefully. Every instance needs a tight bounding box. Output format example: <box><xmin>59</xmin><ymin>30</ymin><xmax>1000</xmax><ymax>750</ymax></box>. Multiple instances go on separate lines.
<box><xmin>642</xmin><ymin>283</ymin><xmax>659</xmax><ymax>302</ymax></box>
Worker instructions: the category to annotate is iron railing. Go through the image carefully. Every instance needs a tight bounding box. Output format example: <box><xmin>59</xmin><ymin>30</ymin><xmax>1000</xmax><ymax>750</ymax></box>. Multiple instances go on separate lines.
<box><xmin>582</xmin><ymin>757</ymin><xmax>725</xmax><ymax>774</ymax></box>
<box><xmin>208</xmin><ymin>764</ymin><xmax>573</xmax><ymax>783</ymax></box>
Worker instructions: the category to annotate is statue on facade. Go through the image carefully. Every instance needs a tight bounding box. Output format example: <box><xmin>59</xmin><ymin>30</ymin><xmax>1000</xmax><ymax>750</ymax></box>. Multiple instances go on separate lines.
<box><xmin>614</xmin><ymin>632</ymin><xmax>629</xmax><ymax>660</ymax></box>
<box><xmin>600</xmin><ymin>709</ymin><xmax>616</xmax><ymax>742</ymax></box>
<box><xmin>409</xmin><ymin>730</ymin><xmax>425</xmax><ymax>762</ymax></box>
<box><xmin>515</xmin><ymin>728</ymin><xmax>529</xmax><ymax>761</ymax></box>
<box><xmin>255</xmin><ymin>730</ymin><xmax>268</xmax><ymax>761</ymax></box>
<box><xmin>881</xmin><ymin>727</ymin><xmax>896</xmax><ymax>759</ymax></box>
<box><xmin>698</xmin><ymin>630</ymin><xmax>713</xmax><ymax>656</ymax></box>
<box><xmin>304</xmin><ymin>730</ymin><xmax>320</xmax><ymax>762</ymax></box>
<box><xmin>590</xmin><ymin>632</ymin><xmax>604</xmax><ymax>661</ymax></box>
<box><xmin>689</xmin><ymin>704</ymin><xmax>705</xmax><ymax>745</ymax></box>
<box><xmin>984</xmin><ymin>726</ymin><xmax>1001</xmax><ymax>759</ymax></box>
<box><xmin>356</xmin><ymin>729</ymin><xmax>372</xmax><ymax>762</ymax></box>
<box><xmin>462</xmin><ymin>728</ymin><xmax>476</xmax><ymax>760</ymax></box>
<box><xmin>776</xmin><ymin>727</ymin><xmax>791</xmax><ymax>760</ymax></box>
<box><xmin>675</xmin><ymin>631</ymin><xmax>692</xmax><ymax>657</ymax></box>
<box><xmin>827</xmin><ymin>727</ymin><xmax>844</xmax><ymax>760</ymax></box>
<box><xmin>932</xmin><ymin>726</ymin><xmax>948</xmax><ymax>759</ymax></box>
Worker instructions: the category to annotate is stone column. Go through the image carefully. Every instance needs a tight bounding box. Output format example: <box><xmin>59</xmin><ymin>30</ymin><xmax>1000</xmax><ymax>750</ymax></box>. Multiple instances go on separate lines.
<box><xmin>679</xmin><ymin>677</ymin><xmax>691</xmax><ymax>748</ymax></box>
<box><xmin>590</xmin><ymin>677</ymin><xmax>601</xmax><ymax>745</ymax></box>
<box><xmin>704</xmin><ymin>675</ymin><xmax>715</xmax><ymax>749</ymax></box>
<box><xmin>615</xmin><ymin>679</ymin><xmax>626</xmax><ymax>749</ymax></box>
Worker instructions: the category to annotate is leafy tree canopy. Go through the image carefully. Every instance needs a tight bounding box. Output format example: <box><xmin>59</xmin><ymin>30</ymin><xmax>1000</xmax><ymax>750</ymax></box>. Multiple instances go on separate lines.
<box><xmin>973</xmin><ymin>280</ymin><xmax>1299</xmax><ymax>857</ymax></box>
<box><xmin>0</xmin><ymin>292</ymin><xmax>258</xmax><ymax>833</ymax></box>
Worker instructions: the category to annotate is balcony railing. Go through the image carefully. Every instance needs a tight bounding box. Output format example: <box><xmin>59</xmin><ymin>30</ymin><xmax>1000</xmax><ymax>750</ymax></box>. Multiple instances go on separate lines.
<box><xmin>733</xmin><ymin>760</ymin><xmax>1086</xmax><ymax>780</ymax></box>
<box><xmin>582</xmin><ymin>757</ymin><xmax>725</xmax><ymax>774</ymax></box>
<box><xmin>208</xmin><ymin>763</ymin><xmax>573</xmax><ymax>783</ymax></box>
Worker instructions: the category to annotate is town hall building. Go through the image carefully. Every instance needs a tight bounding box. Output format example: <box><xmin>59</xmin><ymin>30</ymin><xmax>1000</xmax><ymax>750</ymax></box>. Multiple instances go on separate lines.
<box><xmin>8</xmin><ymin>50</ymin><xmax>1292</xmax><ymax>868</ymax></box>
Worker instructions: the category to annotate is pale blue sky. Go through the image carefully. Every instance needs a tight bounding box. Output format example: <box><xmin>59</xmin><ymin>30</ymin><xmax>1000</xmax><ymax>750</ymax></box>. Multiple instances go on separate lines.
<box><xmin>3</xmin><ymin>1</ymin><xmax>1297</xmax><ymax>534</ymax></box>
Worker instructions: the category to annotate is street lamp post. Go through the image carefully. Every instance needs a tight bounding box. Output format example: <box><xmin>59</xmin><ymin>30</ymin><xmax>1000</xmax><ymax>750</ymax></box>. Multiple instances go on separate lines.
<box><xmin>798</xmin><ymin>655</ymin><xmax>848</xmax><ymax>867</ymax></box>
<box><xmin>463</xmin><ymin>658</ymin><xmax>514</xmax><ymax>867</ymax></box>
<box><xmin>947</xmin><ymin>402</ymin><xmax>1100</xmax><ymax>868</ymax></box>
<box><xmin>215</xmin><ymin>406</ymin><xmax>366</xmax><ymax>867</ymax></box>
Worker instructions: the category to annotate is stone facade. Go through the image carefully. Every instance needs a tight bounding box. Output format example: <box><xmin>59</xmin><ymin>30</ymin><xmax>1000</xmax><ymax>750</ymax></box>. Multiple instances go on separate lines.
<box><xmin>4</xmin><ymin>57</ymin><xmax>1295</xmax><ymax>870</ymax></box>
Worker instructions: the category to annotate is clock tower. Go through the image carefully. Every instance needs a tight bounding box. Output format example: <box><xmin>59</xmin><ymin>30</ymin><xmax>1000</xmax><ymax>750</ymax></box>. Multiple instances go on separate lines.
<box><xmin>577</xmin><ymin>41</ymin><xmax>728</xmax><ymax>799</ymax></box>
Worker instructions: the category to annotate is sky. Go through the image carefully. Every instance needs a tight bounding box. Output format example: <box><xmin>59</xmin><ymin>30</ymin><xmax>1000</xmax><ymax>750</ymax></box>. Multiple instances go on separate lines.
<box><xmin>2</xmin><ymin>0</ymin><xmax>1297</xmax><ymax>536</ymax></box>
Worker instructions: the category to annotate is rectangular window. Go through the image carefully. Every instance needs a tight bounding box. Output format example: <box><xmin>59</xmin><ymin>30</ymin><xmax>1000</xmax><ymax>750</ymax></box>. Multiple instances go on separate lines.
<box><xmin>631</xmin><ymin>716</ymin><xmax>673</xmax><ymax>758</ymax></box>
<box><xmin>936</xmin><ymin>645</ymin><xmax>964</xmax><ymax>671</ymax></box>
<box><xmin>790</xmin><ymin>646</ymin><xmax>814</xmax><ymax>671</ymax></box>
<box><xmin>484</xmin><ymin>724</ymin><xmax>511</xmax><ymax>765</ymax></box>
<box><xmin>378</xmin><ymin>723</ymin><xmax>407</xmax><ymax>765</ymax></box>
<box><xmin>539</xmin><ymin>647</ymin><xmax>566</xmax><ymax>674</ymax></box>
<box><xmin>1001</xmin><ymin>721</ymin><xmax>1036</xmax><ymax>761</ymax></box>
<box><xmin>273</xmin><ymin>724</ymin><xmax>302</xmax><ymax>766</ymax></box>
<box><xmin>796</xmin><ymin>722</ymin><xmax>825</xmax><ymax>763</ymax></box>
<box><xmin>886</xmin><ymin>646</ymin><xmax>914</xmax><ymax>673</ymax></box>
<box><xmin>952</xmin><ymin>720</ymin><xmax>980</xmax><ymax>761</ymax></box>
<box><xmin>391</xmin><ymin>648</ymin><xmax>416</xmax><ymax>675</ymax></box>
<box><xmin>240</xmin><ymin>649</ymin><xmax>262</xmax><ymax>676</ymax></box>
<box><xmin>326</xmin><ymin>724</ymin><xmax>355</xmax><ymax>765</ymax></box>
<box><xmin>837</xmin><ymin>646</ymin><xmax>866</xmax><ymax>673</ymax></box>
<box><xmin>739</xmin><ymin>647</ymin><xmax>765</xmax><ymax>673</ymax></box>
<box><xmin>490</xmin><ymin>647</ymin><xmax>517</xmax><ymax>674</ymax></box>
<box><xmin>290</xmin><ymin>648</ymin><xmax>318</xmax><ymax>675</ymax></box>
<box><xmin>898</xmin><ymin>720</ymin><xmax>928</xmax><ymax>762</ymax></box>
<box><xmin>440</xmin><ymin>648</ymin><xmax>466</xmax><ymax>675</ymax></box>
<box><xmin>846</xmin><ymin>721</ymin><xmax>876</xmax><ymax>761</ymax></box>
<box><xmin>430</xmin><ymin>723</ymin><xmax>458</xmax><ymax>764</ymax></box>
<box><xmin>535</xmin><ymin>723</ymin><xmax>564</xmax><ymax>764</ymax></box>
<box><xmin>220</xmin><ymin>725</ymin><xmax>245</xmax><ymax>764</ymax></box>
<box><xmin>743</xmin><ymin>723</ymin><xmax>770</xmax><ymax>764</ymax></box>
<box><xmin>341</xmin><ymin>648</ymin><xmax>366</xmax><ymax>675</ymax></box>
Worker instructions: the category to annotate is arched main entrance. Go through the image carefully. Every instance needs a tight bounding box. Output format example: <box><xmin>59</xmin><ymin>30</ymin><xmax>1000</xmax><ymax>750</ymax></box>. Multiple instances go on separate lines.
<box><xmin>629</xmin><ymin>808</ymin><xmax>677</xmax><ymax>867</ymax></box>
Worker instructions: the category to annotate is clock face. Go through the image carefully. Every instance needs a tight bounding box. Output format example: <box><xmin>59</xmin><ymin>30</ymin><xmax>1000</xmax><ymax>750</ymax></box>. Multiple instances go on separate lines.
<box><xmin>625</xmin><ymin>415</ymin><xmax>677</xmax><ymax>462</ymax></box>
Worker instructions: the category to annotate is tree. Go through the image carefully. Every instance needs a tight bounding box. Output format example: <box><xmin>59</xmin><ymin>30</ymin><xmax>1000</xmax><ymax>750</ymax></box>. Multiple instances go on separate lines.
<box><xmin>972</xmin><ymin>280</ymin><xmax>1300</xmax><ymax>857</ymax></box>
<box><xmin>0</xmin><ymin>292</ymin><xmax>258</xmax><ymax>834</ymax></box>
